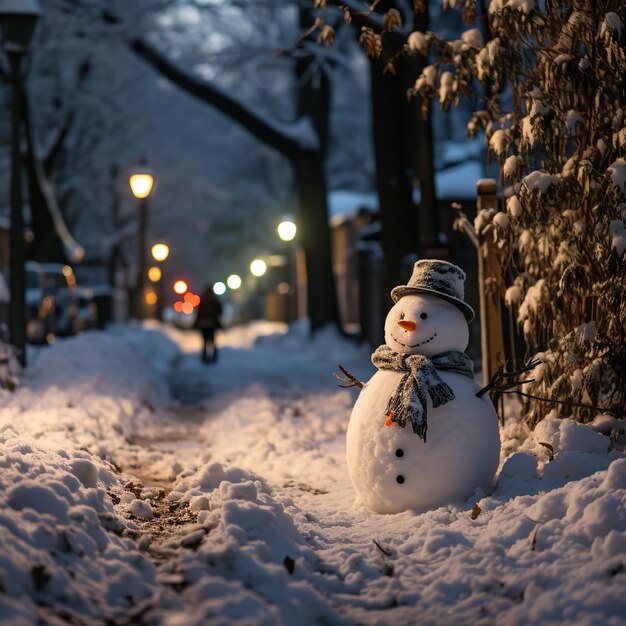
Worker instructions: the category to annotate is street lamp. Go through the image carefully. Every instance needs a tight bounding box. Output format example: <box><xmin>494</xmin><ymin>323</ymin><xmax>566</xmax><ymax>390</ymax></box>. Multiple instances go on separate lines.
<box><xmin>151</xmin><ymin>242</ymin><xmax>169</xmax><ymax>262</ymax></box>
<box><xmin>149</xmin><ymin>242</ymin><xmax>168</xmax><ymax>319</ymax></box>
<box><xmin>276</xmin><ymin>217</ymin><xmax>305</xmax><ymax>321</ymax></box>
<box><xmin>129</xmin><ymin>172</ymin><xmax>154</xmax><ymax>199</ymax></box>
<box><xmin>148</xmin><ymin>266</ymin><xmax>162</xmax><ymax>282</ymax></box>
<box><xmin>144</xmin><ymin>289</ymin><xmax>158</xmax><ymax>306</ymax></box>
<box><xmin>250</xmin><ymin>259</ymin><xmax>267</xmax><ymax>277</ymax></box>
<box><xmin>227</xmin><ymin>274</ymin><xmax>241</xmax><ymax>290</ymax></box>
<box><xmin>129</xmin><ymin>165</ymin><xmax>155</xmax><ymax>320</ymax></box>
<box><xmin>0</xmin><ymin>0</ymin><xmax>42</xmax><ymax>366</ymax></box>
<box><xmin>277</xmin><ymin>220</ymin><xmax>297</xmax><ymax>242</ymax></box>
<box><xmin>173</xmin><ymin>280</ymin><xmax>188</xmax><ymax>295</ymax></box>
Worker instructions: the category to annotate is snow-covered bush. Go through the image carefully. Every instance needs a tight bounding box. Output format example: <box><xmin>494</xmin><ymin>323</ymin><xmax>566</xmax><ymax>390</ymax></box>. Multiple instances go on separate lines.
<box><xmin>322</xmin><ymin>0</ymin><xmax>626</xmax><ymax>426</ymax></box>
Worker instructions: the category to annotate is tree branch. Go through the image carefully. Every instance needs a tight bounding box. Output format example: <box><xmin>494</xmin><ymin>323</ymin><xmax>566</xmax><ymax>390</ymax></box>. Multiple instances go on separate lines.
<box><xmin>43</xmin><ymin>110</ymin><xmax>75</xmax><ymax>176</ymax></box>
<box><xmin>23</xmin><ymin>88</ymin><xmax>85</xmax><ymax>264</ymax></box>
<box><xmin>130</xmin><ymin>37</ymin><xmax>319</xmax><ymax>160</ymax></box>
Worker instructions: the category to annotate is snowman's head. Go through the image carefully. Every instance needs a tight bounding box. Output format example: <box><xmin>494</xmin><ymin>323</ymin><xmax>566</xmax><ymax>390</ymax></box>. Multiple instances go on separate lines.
<box><xmin>384</xmin><ymin>294</ymin><xmax>469</xmax><ymax>356</ymax></box>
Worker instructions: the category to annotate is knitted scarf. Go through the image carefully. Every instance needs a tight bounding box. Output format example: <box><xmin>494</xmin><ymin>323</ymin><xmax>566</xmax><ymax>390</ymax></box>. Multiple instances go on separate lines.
<box><xmin>371</xmin><ymin>345</ymin><xmax>475</xmax><ymax>442</ymax></box>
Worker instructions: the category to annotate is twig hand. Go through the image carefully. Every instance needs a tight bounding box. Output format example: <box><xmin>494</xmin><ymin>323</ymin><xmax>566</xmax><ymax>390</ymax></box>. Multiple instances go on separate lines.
<box><xmin>333</xmin><ymin>365</ymin><xmax>365</xmax><ymax>389</ymax></box>
<box><xmin>476</xmin><ymin>359</ymin><xmax>540</xmax><ymax>398</ymax></box>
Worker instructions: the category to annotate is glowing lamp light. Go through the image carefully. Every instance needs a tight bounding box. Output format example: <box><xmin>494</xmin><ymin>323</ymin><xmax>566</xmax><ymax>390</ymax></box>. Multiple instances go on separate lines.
<box><xmin>145</xmin><ymin>290</ymin><xmax>158</xmax><ymax>305</ymax></box>
<box><xmin>227</xmin><ymin>274</ymin><xmax>242</xmax><ymax>290</ymax></box>
<box><xmin>213</xmin><ymin>282</ymin><xmax>226</xmax><ymax>296</ymax></box>
<box><xmin>151</xmin><ymin>243</ymin><xmax>169</xmax><ymax>262</ymax></box>
<box><xmin>277</xmin><ymin>220</ymin><xmax>297</xmax><ymax>242</ymax></box>
<box><xmin>129</xmin><ymin>172</ymin><xmax>155</xmax><ymax>199</ymax></box>
<box><xmin>181</xmin><ymin>302</ymin><xmax>194</xmax><ymax>315</ymax></box>
<box><xmin>250</xmin><ymin>259</ymin><xmax>267</xmax><ymax>277</ymax></box>
<box><xmin>174</xmin><ymin>301</ymin><xmax>183</xmax><ymax>313</ymax></box>
<box><xmin>148</xmin><ymin>266</ymin><xmax>162</xmax><ymax>282</ymax></box>
<box><xmin>173</xmin><ymin>280</ymin><xmax>188</xmax><ymax>295</ymax></box>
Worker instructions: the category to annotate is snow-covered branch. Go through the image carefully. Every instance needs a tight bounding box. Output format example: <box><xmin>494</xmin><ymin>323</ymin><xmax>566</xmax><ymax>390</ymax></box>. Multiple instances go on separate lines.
<box><xmin>327</xmin><ymin>0</ymin><xmax>411</xmax><ymax>45</ymax></box>
<box><xmin>131</xmin><ymin>38</ymin><xmax>319</xmax><ymax>158</ymax></box>
<box><xmin>24</xmin><ymin>89</ymin><xmax>85</xmax><ymax>264</ymax></box>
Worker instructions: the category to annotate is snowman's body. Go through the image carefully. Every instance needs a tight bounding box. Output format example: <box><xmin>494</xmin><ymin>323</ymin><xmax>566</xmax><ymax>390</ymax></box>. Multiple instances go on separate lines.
<box><xmin>346</xmin><ymin>291</ymin><xmax>500</xmax><ymax>514</ymax></box>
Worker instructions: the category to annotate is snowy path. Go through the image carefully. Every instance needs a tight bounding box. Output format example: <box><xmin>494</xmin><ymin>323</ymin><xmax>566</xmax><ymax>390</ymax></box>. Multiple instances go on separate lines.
<box><xmin>1</xmin><ymin>322</ymin><xmax>625</xmax><ymax>625</ymax></box>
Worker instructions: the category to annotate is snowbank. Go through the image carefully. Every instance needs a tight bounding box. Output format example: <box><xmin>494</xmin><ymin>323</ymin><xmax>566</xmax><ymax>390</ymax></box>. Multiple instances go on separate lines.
<box><xmin>5</xmin><ymin>328</ymin><xmax>178</xmax><ymax>455</ymax></box>
<box><xmin>0</xmin><ymin>326</ymin><xmax>183</xmax><ymax>624</ymax></box>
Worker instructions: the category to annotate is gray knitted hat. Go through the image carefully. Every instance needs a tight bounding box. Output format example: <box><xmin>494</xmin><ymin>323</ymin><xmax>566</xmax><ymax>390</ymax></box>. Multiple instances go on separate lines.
<box><xmin>391</xmin><ymin>259</ymin><xmax>475</xmax><ymax>322</ymax></box>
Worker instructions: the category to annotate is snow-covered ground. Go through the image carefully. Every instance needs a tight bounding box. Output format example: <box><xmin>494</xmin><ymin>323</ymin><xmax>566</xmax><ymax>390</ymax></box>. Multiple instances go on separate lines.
<box><xmin>1</xmin><ymin>322</ymin><xmax>625</xmax><ymax>625</ymax></box>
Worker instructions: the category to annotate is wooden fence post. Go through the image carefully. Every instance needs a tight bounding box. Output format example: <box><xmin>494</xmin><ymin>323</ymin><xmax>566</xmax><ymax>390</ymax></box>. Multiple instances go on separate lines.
<box><xmin>453</xmin><ymin>181</ymin><xmax>506</xmax><ymax>380</ymax></box>
<box><xmin>476</xmin><ymin>179</ymin><xmax>507</xmax><ymax>388</ymax></box>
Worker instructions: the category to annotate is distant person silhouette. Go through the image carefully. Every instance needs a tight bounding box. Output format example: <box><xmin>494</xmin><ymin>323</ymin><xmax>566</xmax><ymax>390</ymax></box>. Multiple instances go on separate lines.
<box><xmin>194</xmin><ymin>285</ymin><xmax>223</xmax><ymax>363</ymax></box>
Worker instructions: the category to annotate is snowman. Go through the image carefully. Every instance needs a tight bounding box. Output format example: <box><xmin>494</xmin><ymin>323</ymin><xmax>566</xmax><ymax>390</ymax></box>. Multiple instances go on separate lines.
<box><xmin>342</xmin><ymin>260</ymin><xmax>500</xmax><ymax>514</ymax></box>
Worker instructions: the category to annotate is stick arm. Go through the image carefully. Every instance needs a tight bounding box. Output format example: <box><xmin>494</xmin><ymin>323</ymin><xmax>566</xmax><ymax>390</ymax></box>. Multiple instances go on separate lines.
<box><xmin>333</xmin><ymin>365</ymin><xmax>365</xmax><ymax>389</ymax></box>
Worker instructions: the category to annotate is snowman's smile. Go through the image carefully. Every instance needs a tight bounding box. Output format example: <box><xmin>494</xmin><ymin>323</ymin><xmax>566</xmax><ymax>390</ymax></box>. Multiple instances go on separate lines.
<box><xmin>391</xmin><ymin>331</ymin><xmax>438</xmax><ymax>348</ymax></box>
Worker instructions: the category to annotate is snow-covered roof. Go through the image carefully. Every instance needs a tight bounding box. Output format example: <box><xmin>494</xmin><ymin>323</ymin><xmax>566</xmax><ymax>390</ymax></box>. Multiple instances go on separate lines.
<box><xmin>329</xmin><ymin>160</ymin><xmax>486</xmax><ymax>221</ymax></box>
<box><xmin>435</xmin><ymin>160</ymin><xmax>485</xmax><ymax>199</ymax></box>
<box><xmin>328</xmin><ymin>190</ymin><xmax>377</xmax><ymax>220</ymax></box>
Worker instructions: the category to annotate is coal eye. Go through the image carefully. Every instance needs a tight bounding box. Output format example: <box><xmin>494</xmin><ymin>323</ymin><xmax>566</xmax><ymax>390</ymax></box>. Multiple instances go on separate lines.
<box><xmin>420</xmin><ymin>312</ymin><xmax>428</xmax><ymax>320</ymax></box>
<box><xmin>399</xmin><ymin>313</ymin><xmax>405</xmax><ymax>320</ymax></box>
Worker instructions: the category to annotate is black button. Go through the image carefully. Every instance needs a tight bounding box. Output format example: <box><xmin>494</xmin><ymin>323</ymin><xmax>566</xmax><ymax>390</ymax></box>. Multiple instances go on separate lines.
<box><xmin>395</xmin><ymin>449</ymin><xmax>404</xmax><ymax>458</ymax></box>
<box><xmin>396</xmin><ymin>475</ymin><xmax>405</xmax><ymax>484</ymax></box>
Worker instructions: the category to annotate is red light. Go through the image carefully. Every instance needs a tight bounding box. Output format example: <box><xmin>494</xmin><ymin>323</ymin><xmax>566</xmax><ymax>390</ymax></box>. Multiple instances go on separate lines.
<box><xmin>174</xmin><ymin>301</ymin><xmax>183</xmax><ymax>313</ymax></box>
<box><xmin>182</xmin><ymin>302</ymin><xmax>193</xmax><ymax>315</ymax></box>
<box><xmin>183</xmin><ymin>292</ymin><xmax>201</xmax><ymax>307</ymax></box>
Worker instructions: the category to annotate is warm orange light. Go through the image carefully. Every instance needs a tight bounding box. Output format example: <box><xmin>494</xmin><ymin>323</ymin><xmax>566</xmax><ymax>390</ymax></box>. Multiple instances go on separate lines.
<box><xmin>174</xmin><ymin>301</ymin><xmax>183</xmax><ymax>313</ymax></box>
<box><xmin>173</xmin><ymin>280</ymin><xmax>188</xmax><ymax>295</ymax></box>
<box><xmin>181</xmin><ymin>302</ymin><xmax>194</xmax><ymax>315</ymax></box>
<box><xmin>183</xmin><ymin>292</ymin><xmax>201</xmax><ymax>307</ymax></box>
<box><xmin>145</xmin><ymin>291</ymin><xmax>158</xmax><ymax>305</ymax></box>
<box><xmin>148</xmin><ymin>266</ymin><xmax>162</xmax><ymax>282</ymax></box>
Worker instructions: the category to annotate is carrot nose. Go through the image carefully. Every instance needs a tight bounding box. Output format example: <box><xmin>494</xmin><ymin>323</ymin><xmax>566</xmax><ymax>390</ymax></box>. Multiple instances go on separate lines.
<box><xmin>398</xmin><ymin>320</ymin><xmax>417</xmax><ymax>331</ymax></box>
